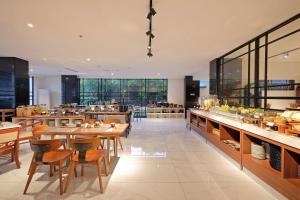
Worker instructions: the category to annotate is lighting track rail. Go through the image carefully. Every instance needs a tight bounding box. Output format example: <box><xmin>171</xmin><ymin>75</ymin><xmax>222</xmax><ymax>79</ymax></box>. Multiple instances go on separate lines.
<box><xmin>146</xmin><ymin>0</ymin><xmax>156</xmax><ymax>57</ymax></box>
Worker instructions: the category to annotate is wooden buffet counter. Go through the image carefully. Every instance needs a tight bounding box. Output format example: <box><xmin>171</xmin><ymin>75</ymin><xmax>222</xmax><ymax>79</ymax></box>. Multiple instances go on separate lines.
<box><xmin>189</xmin><ymin>109</ymin><xmax>300</xmax><ymax>200</ymax></box>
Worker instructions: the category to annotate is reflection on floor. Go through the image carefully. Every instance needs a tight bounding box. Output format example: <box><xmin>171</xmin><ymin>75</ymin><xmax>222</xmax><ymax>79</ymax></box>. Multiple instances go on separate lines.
<box><xmin>0</xmin><ymin>119</ymin><xmax>281</xmax><ymax>200</ymax></box>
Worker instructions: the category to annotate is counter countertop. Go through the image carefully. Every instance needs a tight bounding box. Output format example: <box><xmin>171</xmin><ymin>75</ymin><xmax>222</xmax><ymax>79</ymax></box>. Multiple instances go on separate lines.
<box><xmin>190</xmin><ymin>109</ymin><xmax>300</xmax><ymax>150</ymax></box>
<box><xmin>0</xmin><ymin>122</ymin><xmax>20</xmax><ymax>130</ymax></box>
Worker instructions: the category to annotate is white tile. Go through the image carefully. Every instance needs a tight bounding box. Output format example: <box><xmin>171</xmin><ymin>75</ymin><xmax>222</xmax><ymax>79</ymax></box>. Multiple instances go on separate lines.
<box><xmin>0</xmin><ymin>119</ymin><xmax>280</xmax><ymax>200</ymax></box>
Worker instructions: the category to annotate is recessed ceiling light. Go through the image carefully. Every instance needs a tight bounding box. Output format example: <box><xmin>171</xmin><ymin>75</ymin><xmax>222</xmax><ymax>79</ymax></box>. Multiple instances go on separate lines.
<box><xmin>86</xmin><ymin>58</ymin><xmax>91</xmax><ymax>62</ymax></box>
<box><xmin>283</xmin><ymin>53</ymin><xmax>289</xmax><ymax>59</ymax></box>
<box><xmin>27</xmin><ymin>23</ymin><xmax>34</xmax><ymax>28</ymax></box>
<box><xmin>111</xmin><ymin>72</ymin><xmax>114</xmax><ymax>76</ymax></box>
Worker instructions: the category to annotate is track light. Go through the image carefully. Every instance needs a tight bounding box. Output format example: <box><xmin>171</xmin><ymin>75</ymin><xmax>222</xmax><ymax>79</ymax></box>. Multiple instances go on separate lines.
<box><xmin>146</xmin><ymin>31</ymin><xmax>155</xmax><ymax>39</ymax></box>
<box><xmin>147</xmin><ymin>8</ymin><xmax>156</xmax><ymax>19</ymax></box>
<box><xmin>147</xmin><ymin>51</ymin><xmax>153</xmax><ymax>57</ymax></box>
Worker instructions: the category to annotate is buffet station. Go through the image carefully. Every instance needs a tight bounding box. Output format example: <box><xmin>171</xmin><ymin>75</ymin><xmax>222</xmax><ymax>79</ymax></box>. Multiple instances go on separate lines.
<box><xmin>189</xmin><ymin>98</ymin><xmax>300</xmax><ymax>200</ymax></box>
<box><xmin>146</xmin><ymin>102</ymin><xmax>185</xmax><ymax>118</ymax></box>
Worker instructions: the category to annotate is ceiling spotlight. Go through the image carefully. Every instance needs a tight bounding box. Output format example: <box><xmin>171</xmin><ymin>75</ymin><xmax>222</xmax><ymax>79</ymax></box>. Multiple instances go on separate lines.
<box><xmin>147</xmin><ymin>51</ymin><xmax>153</xmax><ymax>57</ymax></box>
<box><xmin>86</xmin><ymin>58</ymin><xmax>91</xmax><ymax>62</ymax></box>
<box><xmin>147</xmin><ymin>46</ymin><xmax>151</xmax><ymax>49</ymax></box>
<box><xmin>283</xmin><ymin>53</ymin><xmax>289</xmax><ymax>59</ymax></box>
<box><xmin>27</xmin><ymin>23</ymin><xmax>34</xmax><ymax>28</ymax></box>
<box><xmin>150</xmin><ymin>8</ymin><xmax>157</xmax><ymax>16</ymax></box>
<box><xmin>147</xmin><ymin>8</ymin><xmax>157</xmax><ymax>19</ymax></box>
<box><xmin>146</xmin><ymin>31</ymin><xmax>155</xmax><ymax>39</ymax></box>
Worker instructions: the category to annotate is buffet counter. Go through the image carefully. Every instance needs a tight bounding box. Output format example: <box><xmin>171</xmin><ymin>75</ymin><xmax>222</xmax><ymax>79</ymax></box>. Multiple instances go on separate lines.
<box><xmin>189</xmin><ymin>108</ymin><xmax>300</xmax><ymax>200</ymax></box>
<box><xmin>190</xmin><ymin>109</ymin><xmax>300</xmax><ymax>150</ymax></box>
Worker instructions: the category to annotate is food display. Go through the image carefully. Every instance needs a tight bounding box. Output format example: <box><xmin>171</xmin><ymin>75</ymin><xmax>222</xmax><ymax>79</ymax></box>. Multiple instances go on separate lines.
<box><xmin>223</xmin><ymin>140</ymin><xmax>240</xmax><ymax>151</ymax></box>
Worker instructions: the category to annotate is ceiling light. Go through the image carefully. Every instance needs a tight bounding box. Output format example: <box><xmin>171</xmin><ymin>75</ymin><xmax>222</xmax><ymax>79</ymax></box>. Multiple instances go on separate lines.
<box><xmin>283</xmin><ymin>53</ymin><xmax>289</xmax><ymax>59</ymax></box>
<box><xmin>111</xmin><ymin>72</ymin><xmax>114</xmax><ymax>76</ymax></box>
<box><xmin>27</xmin><ymin>23</ymin><xmax>34</xmax><ymax>28</ymax></box>
<box><xmin>146</xmin><ymin>31</ymin><xmax>155</xmax><ymax>39</ymax></box>
<box><xmin>157</xmin><ymin>73</ymin><xmax>161</xmax><ymax>76</ymax></box>
<box><xmin>147</xmin><ymin>8</ymin><xmax>157</xmax><ymax>19</ymax></box>
<box><xmin>147</xmin><ymin>46</ymin><xmax>151</xmax><ymax>49</ymax></box>
<box><xmin>147</xmin><ymin>51</ymin><xmax>153</xmax><ymax>57</ymax></box>
<box><xmin>150</xmin><ymin>8</ymin><xmax>157</xmax><ymax>16</ymax></box>
<box><xmin>86</xmin><ymin>58</ymin><xmax>91</xmax><ymax>62</ymax></box>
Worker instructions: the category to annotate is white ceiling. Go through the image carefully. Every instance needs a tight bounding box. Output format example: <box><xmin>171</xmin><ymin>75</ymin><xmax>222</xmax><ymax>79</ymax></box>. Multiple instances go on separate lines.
<box><xmin>0</xmin><ymin>0</ymin><xmax>299</xmax><ymax>78</ymax></box>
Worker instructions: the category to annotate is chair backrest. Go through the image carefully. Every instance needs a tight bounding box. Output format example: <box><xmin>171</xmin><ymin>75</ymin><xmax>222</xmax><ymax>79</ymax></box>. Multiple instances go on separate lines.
<box><xmin>103</xmin><ymin>118</ymin><xmax>121</xmax><ymax>124</ymax></box>
<box><xmin>18</xmin><ymin>119</ymin><xmax>44</xmax><ymax>130</ymax></box>
<box><xmin>29</xmin><ymin>139</ymin><xmax>62</xmax><ymax>163</ymax></box>
<box><xmin>70</xmin><ymin>138</ymin><xmax>101</xmax><ymax>163</ymax></box>
<box><xmin>32</xmin><ymin>125</ymin><xmax>49</xmax><ymax>138</ymax></box>
<box><xmin>0</xmin><ymin>127</ymin><xmax>20</xmax><ymax>144</ymax></box>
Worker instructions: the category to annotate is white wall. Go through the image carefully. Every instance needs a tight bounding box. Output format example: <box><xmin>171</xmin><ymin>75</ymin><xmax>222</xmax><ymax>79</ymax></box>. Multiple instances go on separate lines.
<box><xmin>167</xmin><ymin>79</ymin><xmax>184</xmax><ymax>105</ymax></box>
<box><xmin>34</xmin><ymin>75</ymin><xmax>62</xmax><ymax>108</ymax></box>
<box><xmin>193</xmin><ymin>64</ymin><xmax>210</xmax><ymax>97</ymax></box>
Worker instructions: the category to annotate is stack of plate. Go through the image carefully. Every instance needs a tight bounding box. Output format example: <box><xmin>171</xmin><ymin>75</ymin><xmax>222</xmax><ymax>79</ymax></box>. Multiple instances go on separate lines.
<box><xmin>251</xmin><ymin>142</ymin><xmax>266</xmax><ymax>160</ymax></box>
<box><xmin>269</xmin><ymin>144</ymin><xmax>281</xmax><ymax>171</ymax></box>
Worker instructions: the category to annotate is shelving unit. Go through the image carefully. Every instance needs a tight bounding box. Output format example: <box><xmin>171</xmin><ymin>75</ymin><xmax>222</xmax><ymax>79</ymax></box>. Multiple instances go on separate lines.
<box><xmin>146</xmin><ymin>107</ymin><xmax>185</xmax><ymax>118</ymax></box>
<box><xmin>190</xmin><ymin>110</ymin><xmax>300</xmax><ymax>200</ymax></box>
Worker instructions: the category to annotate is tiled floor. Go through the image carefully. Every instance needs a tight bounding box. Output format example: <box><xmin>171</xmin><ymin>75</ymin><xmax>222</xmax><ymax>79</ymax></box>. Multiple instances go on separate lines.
<box><xmin>0</xmin><ymin>119</ymin><xmax>280</xmax><ymax>200</ymax></box>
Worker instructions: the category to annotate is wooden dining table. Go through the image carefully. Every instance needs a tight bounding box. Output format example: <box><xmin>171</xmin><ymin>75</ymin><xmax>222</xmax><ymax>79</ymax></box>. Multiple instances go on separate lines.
<box><xmin>34</xmin><ymin>123</ymin><xmax>128</xmax><ymax>161</ymax></box>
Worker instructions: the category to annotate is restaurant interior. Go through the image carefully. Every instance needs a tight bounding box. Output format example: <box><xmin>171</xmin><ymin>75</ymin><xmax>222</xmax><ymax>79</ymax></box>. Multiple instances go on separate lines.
<box><xmin>0</xmin><ymin>1</ymin><xmax>300</xmax><ymax>199</ymax></box>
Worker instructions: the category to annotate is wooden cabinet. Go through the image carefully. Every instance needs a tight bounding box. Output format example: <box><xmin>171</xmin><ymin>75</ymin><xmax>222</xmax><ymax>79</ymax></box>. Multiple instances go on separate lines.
<box><xmin>190</xmin><ymin>111</ymin><xmax>300</xmax><ymax>200</ymax></box>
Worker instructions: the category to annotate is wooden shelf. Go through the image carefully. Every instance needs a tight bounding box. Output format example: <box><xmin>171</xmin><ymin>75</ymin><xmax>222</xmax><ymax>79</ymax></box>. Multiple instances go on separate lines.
<box><xmin>190</xmin><ymin>111</ymin><xmax>300</xmax><ymax>200</ymax></box>
<box><xmin>243</xmin><ymin>154</ymin><xmax>281</xmax><ymax>177</ymax></box>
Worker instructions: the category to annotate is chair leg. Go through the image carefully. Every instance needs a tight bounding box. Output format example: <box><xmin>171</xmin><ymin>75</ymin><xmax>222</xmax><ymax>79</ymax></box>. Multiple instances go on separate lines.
<box><xmin>23</xmin><ymin>162</ymin><xmax>37</xmax><ymax>194</ymax></box>
<box><xmin>15</xmin><ymin>141</ymin><xmax>20</xmax><ymax>169</ymax></box>
<box><xmin>27</xmin><ymin>155</ymin><xmax>35</xmax><ymax>175</ymax></box>
<box><xmin>74</xmin><ymin>163</ymin><xmax>78</xmax><ymax>178</ymax></box>
<box><xmin>96</xmin><ymin>160</ymin><xmax>104</xmax><ymax>193</ymax></box>
<box><xmin>64</xmin><ymin>161</ymin><xmax>75</xmax><ymax>193</ymax></box>
<box><xmin>104</xmin><ymin>156</ymin><xmax>109</xmax><ymax>176</ymax></box>
<box><xmin>59</xmin><ymin>161</ymin><xmax>63</xmax><ymax>195</ymax></box>
<box><xmin>11</xmin><ymin>151</ymin><xmax>14</xmax><ymax>162</ymax></box>
<box><xmin>81</xmin><ymin>164</ymin><xmax>84</xmax><ymax>176</ymax></box>
<box><xmin>49</xmin><ymin>164</ymin><xmax>54</xmax><ymax>177</ymax></box>
<box><xmin>117</xmin><ymin>137</ymin><xmax>123</xmax><ymax>151</ymax></box>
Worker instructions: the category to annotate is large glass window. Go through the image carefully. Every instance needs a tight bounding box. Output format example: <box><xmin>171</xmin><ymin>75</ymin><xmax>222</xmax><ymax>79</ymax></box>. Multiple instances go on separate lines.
<box><xmin>79</xmin><ymin>78</ymin><xmax>168</xmax><ymax>107</ymax></box>
<box><xmin>216</xmin><ymin>15</ymin><xmax>300</xmax><ymax>110</ymax></box>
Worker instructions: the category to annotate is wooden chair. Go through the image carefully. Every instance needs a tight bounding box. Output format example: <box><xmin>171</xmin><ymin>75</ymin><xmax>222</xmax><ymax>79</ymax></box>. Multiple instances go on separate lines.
<box><xmin>0</xmin><ymin>127</ymin><xmax>20</xmax><ymax>168</ymax></box>
<box><xmin>24</xmin><ymin>139</ymin><xmax>72</xmax><ymax>195</ymax></box>
<box><xmin>27</xmin><ymin>125</ymin><xmax>66</xmax><ymax>175</ymax></box>
<box><xmin>102</xmin><ymin>118</ymin><xmax>123</xmax><ymax>153</ymax></box>
<box><xmin>64</xmin><ymin>138</ymin><xmax>109</xmax><ymax>193</ymax></box>
<box><xmin>17</xmin><ymin>119</ymin><xmax>44</xmax><ymax>141</ymax></box>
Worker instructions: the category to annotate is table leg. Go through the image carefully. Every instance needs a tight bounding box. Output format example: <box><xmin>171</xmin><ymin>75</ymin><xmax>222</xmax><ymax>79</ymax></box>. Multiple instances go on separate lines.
<box><xmin>107</xmin><ymin>136</ymin><xmax>111</xmax><ymax>162</ymax></box>
<box><xmin>115</xmin><ymin>137</ymin><xmax>118</xmax><ymax>157</ymax></box>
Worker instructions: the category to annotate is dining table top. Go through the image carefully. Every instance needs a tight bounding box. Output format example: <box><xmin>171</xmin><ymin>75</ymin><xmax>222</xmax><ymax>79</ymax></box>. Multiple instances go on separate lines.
<box><xmin>34</xmin><ymin>123</ymin><xmax>129</xmax><ymax>137</ymax></box>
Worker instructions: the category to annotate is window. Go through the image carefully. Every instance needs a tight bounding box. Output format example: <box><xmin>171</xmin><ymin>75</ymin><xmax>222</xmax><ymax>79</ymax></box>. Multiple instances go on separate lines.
<box><xmin>29</xmin><ymin>76</ymin><xmax>34</xmax><ymax>105</ymax></box>
<box><xmin>215</xmin><ymin>14</ymin><xmax>300</xmax><ymax>110</ymax></box>
<box><xmin>79</xmin><ymin>79</ymin><xmax>168</xmax><ymax>108</ymax></box>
